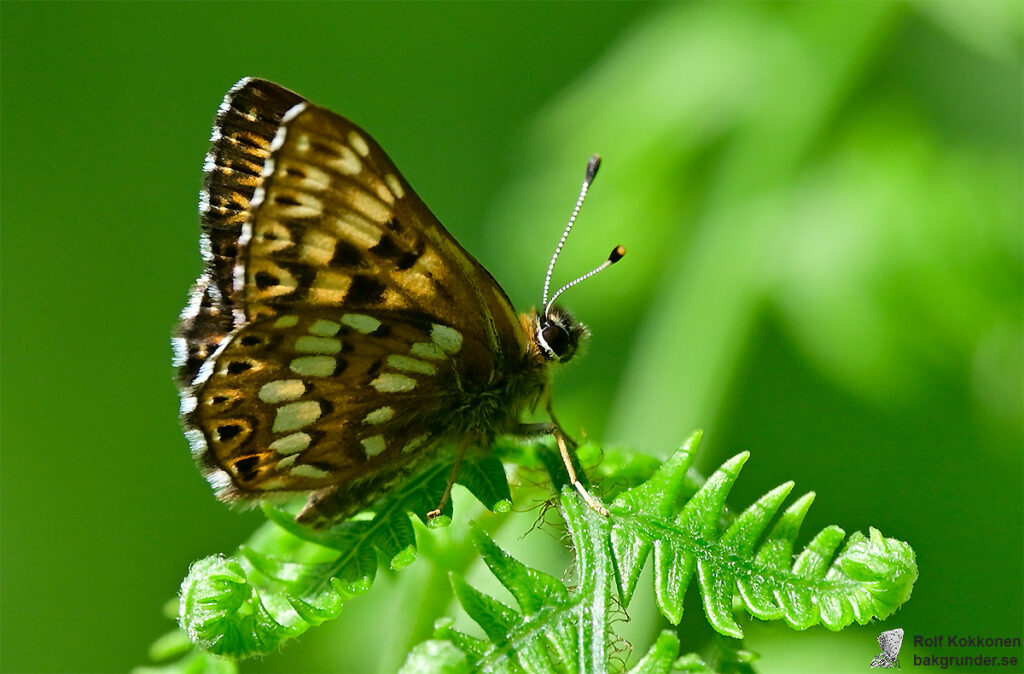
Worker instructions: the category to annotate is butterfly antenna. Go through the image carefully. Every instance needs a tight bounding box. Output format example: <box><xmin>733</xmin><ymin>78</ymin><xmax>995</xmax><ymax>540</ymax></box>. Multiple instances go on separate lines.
<box><xmin>542</xmin><ymin>155</ymin><xmax>603</xmax><ymax>308</ymax></box>
<box><xmin>544</xmin><ymin>245</ymin><xmax>625</xmax><ymax>316</ymax></box>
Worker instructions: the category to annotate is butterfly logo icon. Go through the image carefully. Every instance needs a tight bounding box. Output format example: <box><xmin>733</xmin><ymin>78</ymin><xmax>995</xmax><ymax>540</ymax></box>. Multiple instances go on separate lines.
<box><xmin>870</xmin><ymin>628</ymin><xmax>904</xmax><ymax>669</ymax></box>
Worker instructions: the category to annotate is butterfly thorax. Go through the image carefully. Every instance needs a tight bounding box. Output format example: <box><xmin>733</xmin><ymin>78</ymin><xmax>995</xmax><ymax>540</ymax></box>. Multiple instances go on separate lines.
<box><xmin>410</xmin><ymin>303</ymin><xmax>587</xmax><ymax>442</ymax></box>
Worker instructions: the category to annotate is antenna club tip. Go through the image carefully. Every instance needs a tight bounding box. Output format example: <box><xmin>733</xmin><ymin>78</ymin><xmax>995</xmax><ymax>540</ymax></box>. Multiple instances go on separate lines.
<box><xmin>586</xmin><ymin>155</ymin><xmax>601</xmax><ymax>183</ymax></box>
<box><xmin>609</xmin><ymin>245</ymin><xmax>626</xmax><ymax>263</ymax></box>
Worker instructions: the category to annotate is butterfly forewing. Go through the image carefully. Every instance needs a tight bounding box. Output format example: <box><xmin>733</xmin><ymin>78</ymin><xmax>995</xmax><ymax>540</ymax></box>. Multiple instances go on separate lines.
<box><xmin>878</xmin><ymin>629</ymin><xmax>903</xmax><ymax>658</ymax></box>
<box><xmin>238</xmin><ymin>94</ymin><xmax>526</xmax><ymax>366</ymax></box>
<box><xmin>174</xmin><ymin>80</ymin><xmax>304</xmax><ymax>387</ymax></box>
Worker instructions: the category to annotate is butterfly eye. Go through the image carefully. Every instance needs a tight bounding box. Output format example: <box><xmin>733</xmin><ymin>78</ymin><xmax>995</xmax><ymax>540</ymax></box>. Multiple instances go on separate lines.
<box><xmin>540</xmin><ymin>323</ymin><xmax>571</xmax><ymax>360</ymax></box>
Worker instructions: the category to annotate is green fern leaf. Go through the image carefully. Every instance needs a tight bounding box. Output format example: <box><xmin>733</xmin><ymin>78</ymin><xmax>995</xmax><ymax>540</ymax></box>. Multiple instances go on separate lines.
<box><xmin>627</xmin><ymin>631</ymin><xmax>682</xmax><ymax>674</ymax></box>
<box><xmin>163</xmin><ymin>432</ymin><xmax>916</xmax><ymax>670</ymax></box>
<box><xmin>414</xmin><ymin>433</ymin><xmax>915</xmax><ymax>673</ymax></box>
<box><xmin>608</xmin><ymin>432</ymin><xmax>918</xmax><ymax>637</ymax></box>
<box><xmin>177</xmin><ymin>457</ymin><xmax>509</xmax><ymax>658</ymax></box>
<box><xmin>414</xmin><ymin>492</ymin><xmax>683</xmax><ymax>674</ymax></box>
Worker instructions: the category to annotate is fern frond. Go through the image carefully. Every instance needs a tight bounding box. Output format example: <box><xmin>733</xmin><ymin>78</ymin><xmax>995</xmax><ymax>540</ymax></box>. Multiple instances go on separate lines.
<box><xmin>403</xmin><ymin>493</ymin><xmax>684</xmax><ymax>674</ymax></box>
<box><xmin>411</xmin><ymin>432</ymin><xmax>916</xmax><ymax>673</ymax></box>
<box><xmin>609</xmin><ymin>432</ymin><xmax>918</xmax><ymax>636</ymax></box>
<box><xmin>161</xmin><ymin>432</ymin><xmax>916</xmax><ymax>670</ymax></box>
<box><xmin>177</xmin><ymin>456</ymin><xmax>510</xmax><ymax>658</ymax></box>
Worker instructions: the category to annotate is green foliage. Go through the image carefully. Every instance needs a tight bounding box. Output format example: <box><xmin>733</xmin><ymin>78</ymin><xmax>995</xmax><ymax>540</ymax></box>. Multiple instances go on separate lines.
<box><xmin>607</xmin><ymin>434</ymin><xmax>916</xmax><ymax>636</ymax></box>
<box><xmin>170</xmin><ymin>457</ymin><xmax>509</xmax><ymax>662</ymax></box>
<box><xmin>400</xmin><ymin>432</ymin><xmax>916</xmax><ymax>673</ymax></box>
<box><xmin>143</xmin><ymin>432</ymin><xmax>916</xmax><ymax>672</ymax></box>
<box><xmin>400</xmin><ymin>495</ymin><xmax>682</xmax><ymax>674</ymax></box>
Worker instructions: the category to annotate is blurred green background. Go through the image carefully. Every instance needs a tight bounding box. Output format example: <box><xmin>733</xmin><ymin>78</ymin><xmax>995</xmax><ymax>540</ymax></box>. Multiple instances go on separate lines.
<box><xmin>2</xmin><ymin>2</ymin><xmax>1021</xmax><ymax>673</ymax></box>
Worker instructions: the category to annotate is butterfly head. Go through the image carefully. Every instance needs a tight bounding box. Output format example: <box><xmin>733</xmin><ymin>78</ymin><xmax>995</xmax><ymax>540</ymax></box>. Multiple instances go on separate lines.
<box><xmin>533</xmin><ymin>304</ymin><xmax>588</xmax><ymax>363</ymax></box>
<box><xmin>529</xmin><ymin>155</ymin><xmax>626</xmax><ymax>365</ymax></box>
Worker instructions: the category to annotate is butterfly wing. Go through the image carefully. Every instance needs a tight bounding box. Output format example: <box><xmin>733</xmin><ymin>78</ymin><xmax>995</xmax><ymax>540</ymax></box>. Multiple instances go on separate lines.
<box><xmin>176</xmin><ymin>79</ymin><xmax>542</xmax><ymax>515</ymax></box>
<box><xmin>870</xmin><ymin>653</ymin><xmax>896</xmax><ymax>668</ymax></box>
<box><xmin>184</xmin><ymin>309</ymin><xmax>465</xmax><ymax>499</ymax></box>
<box><xmin>251</xmin><ymin>79</ymin><xmax>525</xmax><ymax>369</ymax></box>
<box><xmin>878</xmin><ymin>628</ymin><xmax>903</xmax><ymax>659</ymax></box>
<box><xmin>176</xmin><ymin>78</ymin><xmax>527</xmax><ymax>386</ymax></box>
<box><xmin>174</xmin><ymin>80</ymin><xmax>304</xmax><ymax>386</ymax></box>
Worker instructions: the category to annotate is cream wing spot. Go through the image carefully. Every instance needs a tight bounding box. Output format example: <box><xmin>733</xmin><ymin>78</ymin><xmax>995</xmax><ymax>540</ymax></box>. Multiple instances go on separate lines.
<box><xmin>255</xmin><ymin>221</ymin><xmax>294</xmax><ymax>253</ymax></box>
<box><xmin>329</xmin><ymin>211</ymin><xmax>383</xmax><ymax>247</ymax></box>
<box><xmin>308</xmin><ymin>270</ymin><xmax>352</xmax><ymax>304</ymax></box>
<box><xmin>360</xmin><ymin>434</ymin><xmax>387</xmax><ymax>458</ymax></box>
<box><xmin>272</xmin><ymin>313</ymin><xmax>296</xmax><ymax>327</ymax></box>
<box><xmin>431</xmin><ymin>324</ymin><xmax>463</xmax><ymax>354</ymax></box>
<box><xmin>275</xmin><ymin>455</ymin><xmax>298</xmax><ymax>469</ymax></box>
<box><xmin>410</xmin><ymin>342</ymin><xmax>445</xmax><ymax>360</ymax></box>
<box><xmin>291</xmin><ymin>464</ymin><xmax>330</xmax><ymax>479</ymax></box>
<box><xmin>272</xmin><ymin>400</ymin><xmax>322</xmax><ymax>432</ymax></box>
<box><xmin>282</xmin><ymin>160</ymin><xmax>330</xmax><ymax>191</ymax></box>
<box><xmin>327</xmin><ymin>145</ymin><xmax>362</xmax><ymax>175</ymax></box>
<box><xmin>348</xmin><ymin>130</ymin><xmax>370</xmax><ymax>157</ymax></box>
<box><xmin>270</xmin><ymin>190</ymin><xmax>322</xmax><ymax>218</ymax></box>
<box><xmin>341</xmin><ymin>313</ymin><xmax>382</xmax><ymax>334</ymax></box>
<box><xmin>269</xmin><ymin>432</ymin><xmax>312</xmax><ymax>455</ymax></box>
<box><xmin>295</xmin><ymin>336</ymin><xmax>343</xmax><ymax>354</ymax></box>
<box><xmin>347</xmin><ymin>190</ymin><xmax>391</xmax><ymax>224</ymax></box>
<box><xmin>384</xmin><ymin>173</ymin><xmax>405</xmax><ymax>200</ymax></box>
<box><xmin>258</xmin><ymin>379</ymin><xmax>306</xmax><ymax>403</ymax></box>
<box><xmin>309</xmin><ymin>319</ymin><xmax>341</xmax><ymax>336</ymax></box>
<box><xmin>250</xmin><ymin>264</ymin><xmax>297</xmax><ymax>298</ymax></box>
<box><xmin>274</xmin><ymin>315</ymin><xmax>299</xmax><ymax>328</ymax></box>
<box><xmin>386</xmin><ymin>354</ymin><xmax>436</xmax><ymax>375</ymax></box>
<box><xmin>370</xmin><ymin>179</ymin><xmax>395</xmax><ymax>206</ymax></box>
<box><xmin>363</xmin><ymin>406</ymin><xmax>395</xmax><ymax>425</ymax></box>
<box><xmin>290</xmin><ymin>355</ymin><xmax>337</xmax><ymax>377</ymax></box>
<box><xmin>298</xmin><ymin>230</ymin><xmax>337</xmax><ymax>266</ymax></box>
<box><xmin>370</xmin><ymin>373</ymin><xmax>416</xmax><ymax>392</ymax></box>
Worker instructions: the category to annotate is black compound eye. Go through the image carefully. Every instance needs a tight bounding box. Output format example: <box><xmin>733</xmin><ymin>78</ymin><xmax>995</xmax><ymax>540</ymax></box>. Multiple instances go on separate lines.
<box><xmin>541</xmin><ymin>324</ymin><xmax>570</xmax><ymax>358</ymax></box>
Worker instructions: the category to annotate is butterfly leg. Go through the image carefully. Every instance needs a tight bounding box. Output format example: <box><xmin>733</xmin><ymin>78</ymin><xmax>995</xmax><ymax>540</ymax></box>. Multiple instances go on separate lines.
<box><xmin>426</xmin><ymin>433</ymin><xmax>473</xmax><ymax>521</ymax></box>
<box><xmin>541</xmin><ymin>397</ymin><xmax>609</xmax><ymax>517</ymax></box>
<box><xmin>553</xmin><ymin>429</ymin><xmax>610</xmax><ymax>517</ymax></box>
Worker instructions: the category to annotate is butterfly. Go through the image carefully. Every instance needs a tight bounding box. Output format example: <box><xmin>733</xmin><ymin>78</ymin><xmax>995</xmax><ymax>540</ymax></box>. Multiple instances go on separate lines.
<box><xmin>870</xmin><ymin>628</ymin><xmax>904</xmax><ymax>669</ymax></box>
<box><xmin>173</xmin><ymin>78</ymin><xmax>623</xmax><ymax>527</ymax></box>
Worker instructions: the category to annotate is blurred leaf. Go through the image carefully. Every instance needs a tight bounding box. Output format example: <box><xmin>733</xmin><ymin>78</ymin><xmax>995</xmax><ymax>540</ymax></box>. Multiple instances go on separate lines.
<box><xmin>769</xmin><ymin>106</ymin><xmax>1022</xmax><ymax>414</ymax></box>
<box><xmin>913</xmin><ymin>0</ymin><xmax>1024</xmax><ymax>60</ymax></box>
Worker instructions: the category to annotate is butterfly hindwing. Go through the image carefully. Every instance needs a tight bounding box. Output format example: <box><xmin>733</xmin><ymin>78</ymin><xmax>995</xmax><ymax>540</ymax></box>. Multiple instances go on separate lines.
<box><xmin>870</xmin><ymin>654</ymin><xmax>896</xmax><ymax>669</ymax></box>
<box><xmin>185</xmin><ymin>308</ymin><xmax>500</xmax><ymax>501</ymax></box>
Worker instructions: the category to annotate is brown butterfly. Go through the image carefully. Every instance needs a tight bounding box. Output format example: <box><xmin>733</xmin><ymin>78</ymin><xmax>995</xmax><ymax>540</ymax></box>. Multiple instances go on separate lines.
<box><xmin>173</xmin><ymin>78</ymin><xmax>623</xmax><ymax>526</ymax></box>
